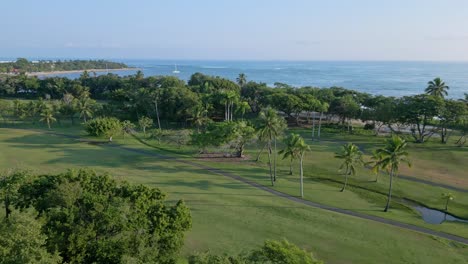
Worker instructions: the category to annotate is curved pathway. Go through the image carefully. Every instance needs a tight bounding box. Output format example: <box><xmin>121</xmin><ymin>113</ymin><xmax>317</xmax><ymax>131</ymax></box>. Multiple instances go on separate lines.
<box><xmin>109</xmin><ymin>135</ymin><xmax>468</xmax><ymax>244</ymax></box>
<box><xmin>18</xmin><ymin>129</ymin><xmax>468</xmax><ymax>244</ymax></box>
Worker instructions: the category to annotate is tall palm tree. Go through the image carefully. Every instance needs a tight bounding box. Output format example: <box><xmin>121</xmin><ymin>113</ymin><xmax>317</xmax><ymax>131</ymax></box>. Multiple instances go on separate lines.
<box><xmin>317</xmin><ymin>102</ymin><xmax>329</xmax><ymax>141</ymax></box>
<box><xmin>279</xmin><ymin>133</ymin><xmax>310</xmax><ymax>197</ymax></box>
<box><xmin>425</xmin><ymin>77</ymin><xmax>449</xmax><ymax>98</ymax></box>
<box><xmin>279</xmin><ymin>134</ymin><xmax>302</xmax><ymax>175</ymax></box>
<box><xmin>76</xmin><ymin>97</ymin><xmax>93</xmax><ymax>122</ymax></box>
<box><xmin>257</xmin><ymin>108</ymin><xmax>286</xmax><ymax>185</ymax></box>
<box><xmin>236</xmin><ymin>73</ymin><xmax>247</xmax><ymax>87</ymax></box>
<box><xmin>296</xmin><ymin>135</ymin><xmax>310</xmax><ymax>198</ymax></box>
<box><xmin>40</xmin><ymin>107</ymin><xmax>56</xmax><ymax>130</ymax></box>
<box><xmin>441</xmin><ymin>192</ymin><xmax>454</xmax><ymax>212</ymax></box>
<box><xmin>374</xmin><ymin>136</ymin><xmax>411</xmax><ymax>212</ymax></box>
<box><xmin>188</xmin><ymin>107</ymin><xmax>209</xmax><ymax>133</ymax></box>
<box><xmin>335</xmin><ymin>143</ymin><xmax>364</xmax><ymax>192</ymax></box>
<box><xmin>368</xmin><ymin>150</ymin><xmax>386</xmax><ymax>183</ymax></box>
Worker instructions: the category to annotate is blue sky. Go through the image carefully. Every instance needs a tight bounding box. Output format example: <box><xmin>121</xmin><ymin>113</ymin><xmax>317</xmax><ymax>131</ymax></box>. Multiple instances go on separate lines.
<box><xmin>2</xmin><ymin>0</ymin><xmax>468</xmax><ymax>60</ymax></box>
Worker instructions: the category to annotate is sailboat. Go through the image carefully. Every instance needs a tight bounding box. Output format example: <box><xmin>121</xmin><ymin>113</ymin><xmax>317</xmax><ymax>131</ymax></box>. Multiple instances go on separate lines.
<box><xmin>172</xmin><ymin>64</ymin><xmax>180</xmax><ymax>74</ymax></box>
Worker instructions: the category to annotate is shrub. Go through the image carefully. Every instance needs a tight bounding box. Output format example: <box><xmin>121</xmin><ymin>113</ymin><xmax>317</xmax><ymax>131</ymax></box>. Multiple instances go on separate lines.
<box><xmin>85</xmin><ymin>117</ymin><xmax>122</xmax><ymax>141</ymax></box>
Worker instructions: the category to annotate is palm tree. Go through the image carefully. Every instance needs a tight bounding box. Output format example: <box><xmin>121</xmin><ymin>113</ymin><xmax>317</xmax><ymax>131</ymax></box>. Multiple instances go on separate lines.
<box><xmin>257</xmin><ymin>108</ymin><xmax>286</xmax><ymax>185</ymax></box>
<box><xmin>279</xmin><ymin>133</ymin><xmax>310</xmax><ymax>197</ymax></box>
<box><xmin>442</xmin><ymin>192</ymin><xmax>454</xmax><ymax>212</ymax></box>
<box><xmin>335</xmin><ymin>143</ymin><xmax>364</xmax><ymax>192</ymax></box>
<box><xmin>317</xmin><ymin>102</ymin><xmax>329</xmax><ymax>141</ymax></box>
<box><xmin>279</xmin><ymin>134</ymin><xmax>302</xmax><ymax>175</ymax></box>
<box><xmin>188</xmin><ymin>107</ymin><xmax>209</xmax><ymax>133</ymax></box>
<box><xmin>425</xmin><ymin>77</ymin><xmax>449</xmax><ymax>98</ymax></box>
<box><xmin>40</xmin><ymin>107</ymin><xmax>56</xmax><ymax>129</ymax></box>
<box><xmin>367</xmin><ymin>150</ymin><xmax>387</xmax><ymax>183</ymax></box>
<box><xmin>76</xmin><ymin>97</ymin><xmax>93</xmax><ymax>122</ymax></box>
<box><xmin>374</xmin><ymin>136</ymin><xmax>411</xmax><ymax>212</ymax></box>
<box><xmin>236</xmin><ymin>73</ymin><xmax>247</xmax><ymax>87</ymax></box>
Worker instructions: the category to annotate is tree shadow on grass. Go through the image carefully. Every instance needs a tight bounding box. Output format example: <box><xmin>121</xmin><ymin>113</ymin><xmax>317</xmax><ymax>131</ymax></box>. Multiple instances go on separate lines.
<box><xmin>3</xmin><ymin>133</ymin><xmax>80</xmax><ymax>145</ymax></box>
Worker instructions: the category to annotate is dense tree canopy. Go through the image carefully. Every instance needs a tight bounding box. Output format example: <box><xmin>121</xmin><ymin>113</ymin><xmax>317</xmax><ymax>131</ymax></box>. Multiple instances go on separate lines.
<box><xmin>14</xmin><ymin>169</ymin><xmax>191</xmax><ymax>264</ymax></box>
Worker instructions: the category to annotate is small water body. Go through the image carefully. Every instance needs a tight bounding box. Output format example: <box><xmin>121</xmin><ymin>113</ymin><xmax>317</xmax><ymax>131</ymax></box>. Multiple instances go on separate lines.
<box><xmin>413</xmin><ymin>205</ymin><xmax>468</xmax><ymax>225</ymax></box>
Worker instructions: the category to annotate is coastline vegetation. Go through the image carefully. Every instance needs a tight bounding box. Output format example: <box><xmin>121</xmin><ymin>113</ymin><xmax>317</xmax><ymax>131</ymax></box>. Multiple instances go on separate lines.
<box><xmin>1</xmin><ymin>70</ymin><xmax>467</xmax><ymax>263</ymax></box>
<box><xmin>0</xmin><ymin>58</ymin><xmax>129</xmax><ymax>74</ymax></box>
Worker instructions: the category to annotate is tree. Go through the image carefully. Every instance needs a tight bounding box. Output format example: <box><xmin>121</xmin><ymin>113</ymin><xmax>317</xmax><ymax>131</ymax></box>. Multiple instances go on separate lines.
<box><xmin>442</xmin><ymin>192</ymin><xmax>454</xmax><ymax>212</ymax></box>
<box><xmin>438</xmin><ymin>100</ymin><xmax>467</xmax><ymax>143</ymax></box>
<box><xmin>236</xmin><ymin>73</ymin><xmax>247</xmax><ymax>87</ymax></box>
<box><xmin>317</xmin><ymin>101</ymin><xmax>329</xmax><ymax>140</ymax></box>
<box><xmin>368</xmin><ymin>150</ymin><xmax>386</xmax><ymax>182</ymax></box>
<box><xmin>397</xmin><ymin>95</ymin><xmax>444</xmax><ymax>143</ymax></box>
<box><xmin>279</xmin><ymin>134</ymin><xmax>302</xmax><ymax>175</ymax></box>
<box><xmin>296</xmin><ymin>135</ymin><xmax>310</xmax><ymax>198</ymax></box>
<box><xmin>335</xmin><ymin>143</ymin><xmax>364</xmax><ymax>192</ymax></box>
<box><xmin>425</xmin><ymin>77</ymin><xmax>449</xmax><ymax>98</ymax></box>
<box><xmin>248</xmin><ymin>239</ymin><xmax>323</xmax><ymax>264</ymax></box>
<box><xmin>329</xmin><ymin>95</ymin><xmax>360</xmax><ymax>132</ymax></box>
<box><xmin>138</xmin><ymin>116</ymin><xmax>153</xmax><ymax>137</ymax></box>
<box><xmin>0</xmin><ymin>170</ymin><xmax>29</xmax><ymax>219</ymax></box>
<box><xmin>85</xmin><ymin>117</ymin><xmax>122</xmax><ymax>141</ymax></box>
<box><xmin>39</xmin><ymin>107</ymin><xmax>56</xmax><ymax>129</ymax></box>
<box><xmin>188</xmin><ymin>107</ymin><xmax>210</xmax><ymax>133</ymax></box>
<box><xmin>16</xmin><ymin>169</ymin><xmax>191</xmax><ymax>264</ymax></box>
<box><xmin>229</xmin><ymin>121</ymin><xmax>256</xmax><ymax>157</ymax></box>
<box><xmin>189</xmin><ymin>239</ymin><xmax>323</xmax><ymax>264</ymax></box>
<box><xmin>0</xmin><ymin>213</ymin><xmax>62</xmax><ymax>264</ymax></box>
<box><xmin>75</xmin><ymin>96</ymin><xmax>94</xmax><ymax>122</ymax></box>
<box><xmin>256</xmin><ymin>108</ymin><xmax>286</xmax><ymax>185</ymax></box>
<box><xmin>374</xmin><ymin>136</ymin><xmax>411</xmax><ymax>212</ymax></box>
<box><xmin>121</xmin><ymin>120</ymin><xmax>135</xmax><ymax>139</ymax></box>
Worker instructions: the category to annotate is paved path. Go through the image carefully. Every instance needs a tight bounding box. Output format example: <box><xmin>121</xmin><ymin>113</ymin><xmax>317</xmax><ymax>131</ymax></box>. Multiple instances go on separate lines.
<box><xmin>19</xmin><ymin>130</ymin><xmax>468</xmax><ymax>244</ymax></box>
<box><xmin>319</xmin><ymin>139</ymin><xmax>468</xmax><ymax>193</ymax></box>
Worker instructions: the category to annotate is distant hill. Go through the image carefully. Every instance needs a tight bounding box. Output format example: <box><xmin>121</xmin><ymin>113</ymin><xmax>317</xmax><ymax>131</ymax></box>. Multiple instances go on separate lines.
<box><xmin>0</xmin><ymin>58</ymin><xmax>130</xmax><ymax>73</ymax></box>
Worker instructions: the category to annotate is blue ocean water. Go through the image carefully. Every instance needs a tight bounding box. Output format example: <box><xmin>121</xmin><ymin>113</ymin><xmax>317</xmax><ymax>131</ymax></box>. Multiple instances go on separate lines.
<box><xmin>31</xmin><ymin>60</ymin><xmax>468</xmax><ymax>99</ymax></box>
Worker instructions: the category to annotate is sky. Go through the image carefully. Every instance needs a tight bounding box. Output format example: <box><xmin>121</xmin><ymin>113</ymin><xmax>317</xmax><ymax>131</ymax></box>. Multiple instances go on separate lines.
<box><xmin>1</xmin><ymin>0</ymin><xmax>468</xmax><ymax>61</ymax></box>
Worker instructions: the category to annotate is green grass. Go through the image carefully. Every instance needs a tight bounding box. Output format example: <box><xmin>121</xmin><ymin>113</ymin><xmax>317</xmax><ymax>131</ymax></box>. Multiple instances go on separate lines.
<box><xmin>1</xmin><ymin>126</ymin><xmax>468</xmax><ymax>263</ymax></box>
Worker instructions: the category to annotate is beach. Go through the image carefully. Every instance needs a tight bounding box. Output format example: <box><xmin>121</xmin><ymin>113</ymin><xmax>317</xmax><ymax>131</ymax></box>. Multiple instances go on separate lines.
<box><xmin>25</xmin><ymin>67</ymin><xmax>138</xmax><ymax>76</ymax></box>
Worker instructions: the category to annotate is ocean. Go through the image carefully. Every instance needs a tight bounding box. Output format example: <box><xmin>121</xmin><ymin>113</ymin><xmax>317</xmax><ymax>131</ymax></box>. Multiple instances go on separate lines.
<box><xmin>32</xmin><ymin>60</ymin><xmax>468</xmax><ymax>99</ymax></box>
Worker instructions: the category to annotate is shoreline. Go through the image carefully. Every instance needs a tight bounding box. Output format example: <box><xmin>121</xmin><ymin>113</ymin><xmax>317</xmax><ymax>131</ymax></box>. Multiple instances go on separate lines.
<box><xmin>25</xmin><ymin>68</ymin><xmax>139</xmax><ymax>76</ymax></box>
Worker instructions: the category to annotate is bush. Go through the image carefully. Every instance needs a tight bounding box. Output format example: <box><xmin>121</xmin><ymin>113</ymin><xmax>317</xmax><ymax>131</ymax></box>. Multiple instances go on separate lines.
<box><xmin>189</xmin><ymin>239</ymin><xmax>323</xmax><ymax>264</ymax></box>
<box><xmin>85</xmin><ymin>117</ymin><xmax>122</xmax><ymax>141</ymax></box>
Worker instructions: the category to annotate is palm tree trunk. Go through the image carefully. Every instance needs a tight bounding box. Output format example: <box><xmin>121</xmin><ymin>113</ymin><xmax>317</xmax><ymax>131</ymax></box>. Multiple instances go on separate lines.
<box><xmin>341</xmin><ymin>171</ymin><xmax>349</xmax><ymax>192</ymax></box>
<box><xmin>255</xmin><ymin>142</ymin><xmax>267</xmax><ymax>162</ymax></box>
<box><xmin>312</xmin><ymin>112</ymin><xmax>315</xmax><ymax>141</ymax></box>
<box><xmin>273</xmin><ymin>137</ymin><xmax>277</xmax><ymax>182</ymax></box>
<box><xmin>384</xmin><ymin>167</ymin><xmax>395</xmax><ymax>212</ymax></box>
<box><xmin>154</xmin><ymin>100</ymin><xmax>161</xmax><ymax>130</ymax></box>
<box><xmin>230</xmin><ymin>101</ymin><xmax>233</xmax><ymax>121</ymax></box>
<box><xmin>224</xmin><ymin>101</ymin><xmax>229</xmax><ymax>121</ymax></box>
<box><xmin>47</xmin><ymin>119</ymin><xmax>51</xmax><ymax>129</ymax></box>
<box><xmin>318</xmin><ymin>112</ymin><xmax>323</xmax><ymax>140</ymax></box>
<box><xmin>445</xmin><ymin>199</ymin><xmax>449</xmax><ymax>211</ymax></box>
<box><xmin>289</xmin><ymin>158</ymin><xmax>293</xmax><ymax>175</ymax></box>
<box><xmin>300</xmin><ymin>152</ymin><xmax>304</xmax><ymax>198</ymax></box>
<box><xmin>267</xmin><ymin>141</ymin><xmax>273</xmax><ymax>186</ymax></box>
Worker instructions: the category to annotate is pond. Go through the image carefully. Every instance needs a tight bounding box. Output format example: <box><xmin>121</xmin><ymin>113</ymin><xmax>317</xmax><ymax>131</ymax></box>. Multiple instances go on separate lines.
<box><xmin>413</xmin><ymin>205</ymin><xmax>468</xmax><ymax>225</ymax></box>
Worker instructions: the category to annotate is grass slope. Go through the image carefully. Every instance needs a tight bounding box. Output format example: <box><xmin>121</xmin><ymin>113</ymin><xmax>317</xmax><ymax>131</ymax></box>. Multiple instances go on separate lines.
<box><xmin>1</xmin><ymin>127</ymin><xmax>467</xmax><ymax>263</ymax></box>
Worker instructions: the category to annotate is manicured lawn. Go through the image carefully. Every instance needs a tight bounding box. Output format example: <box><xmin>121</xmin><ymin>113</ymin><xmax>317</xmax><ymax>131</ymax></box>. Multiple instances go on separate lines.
<box><xmin>1</xmin><ymin>127</ymin><xmax>467</xmax><ymax>264</ymax></box>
